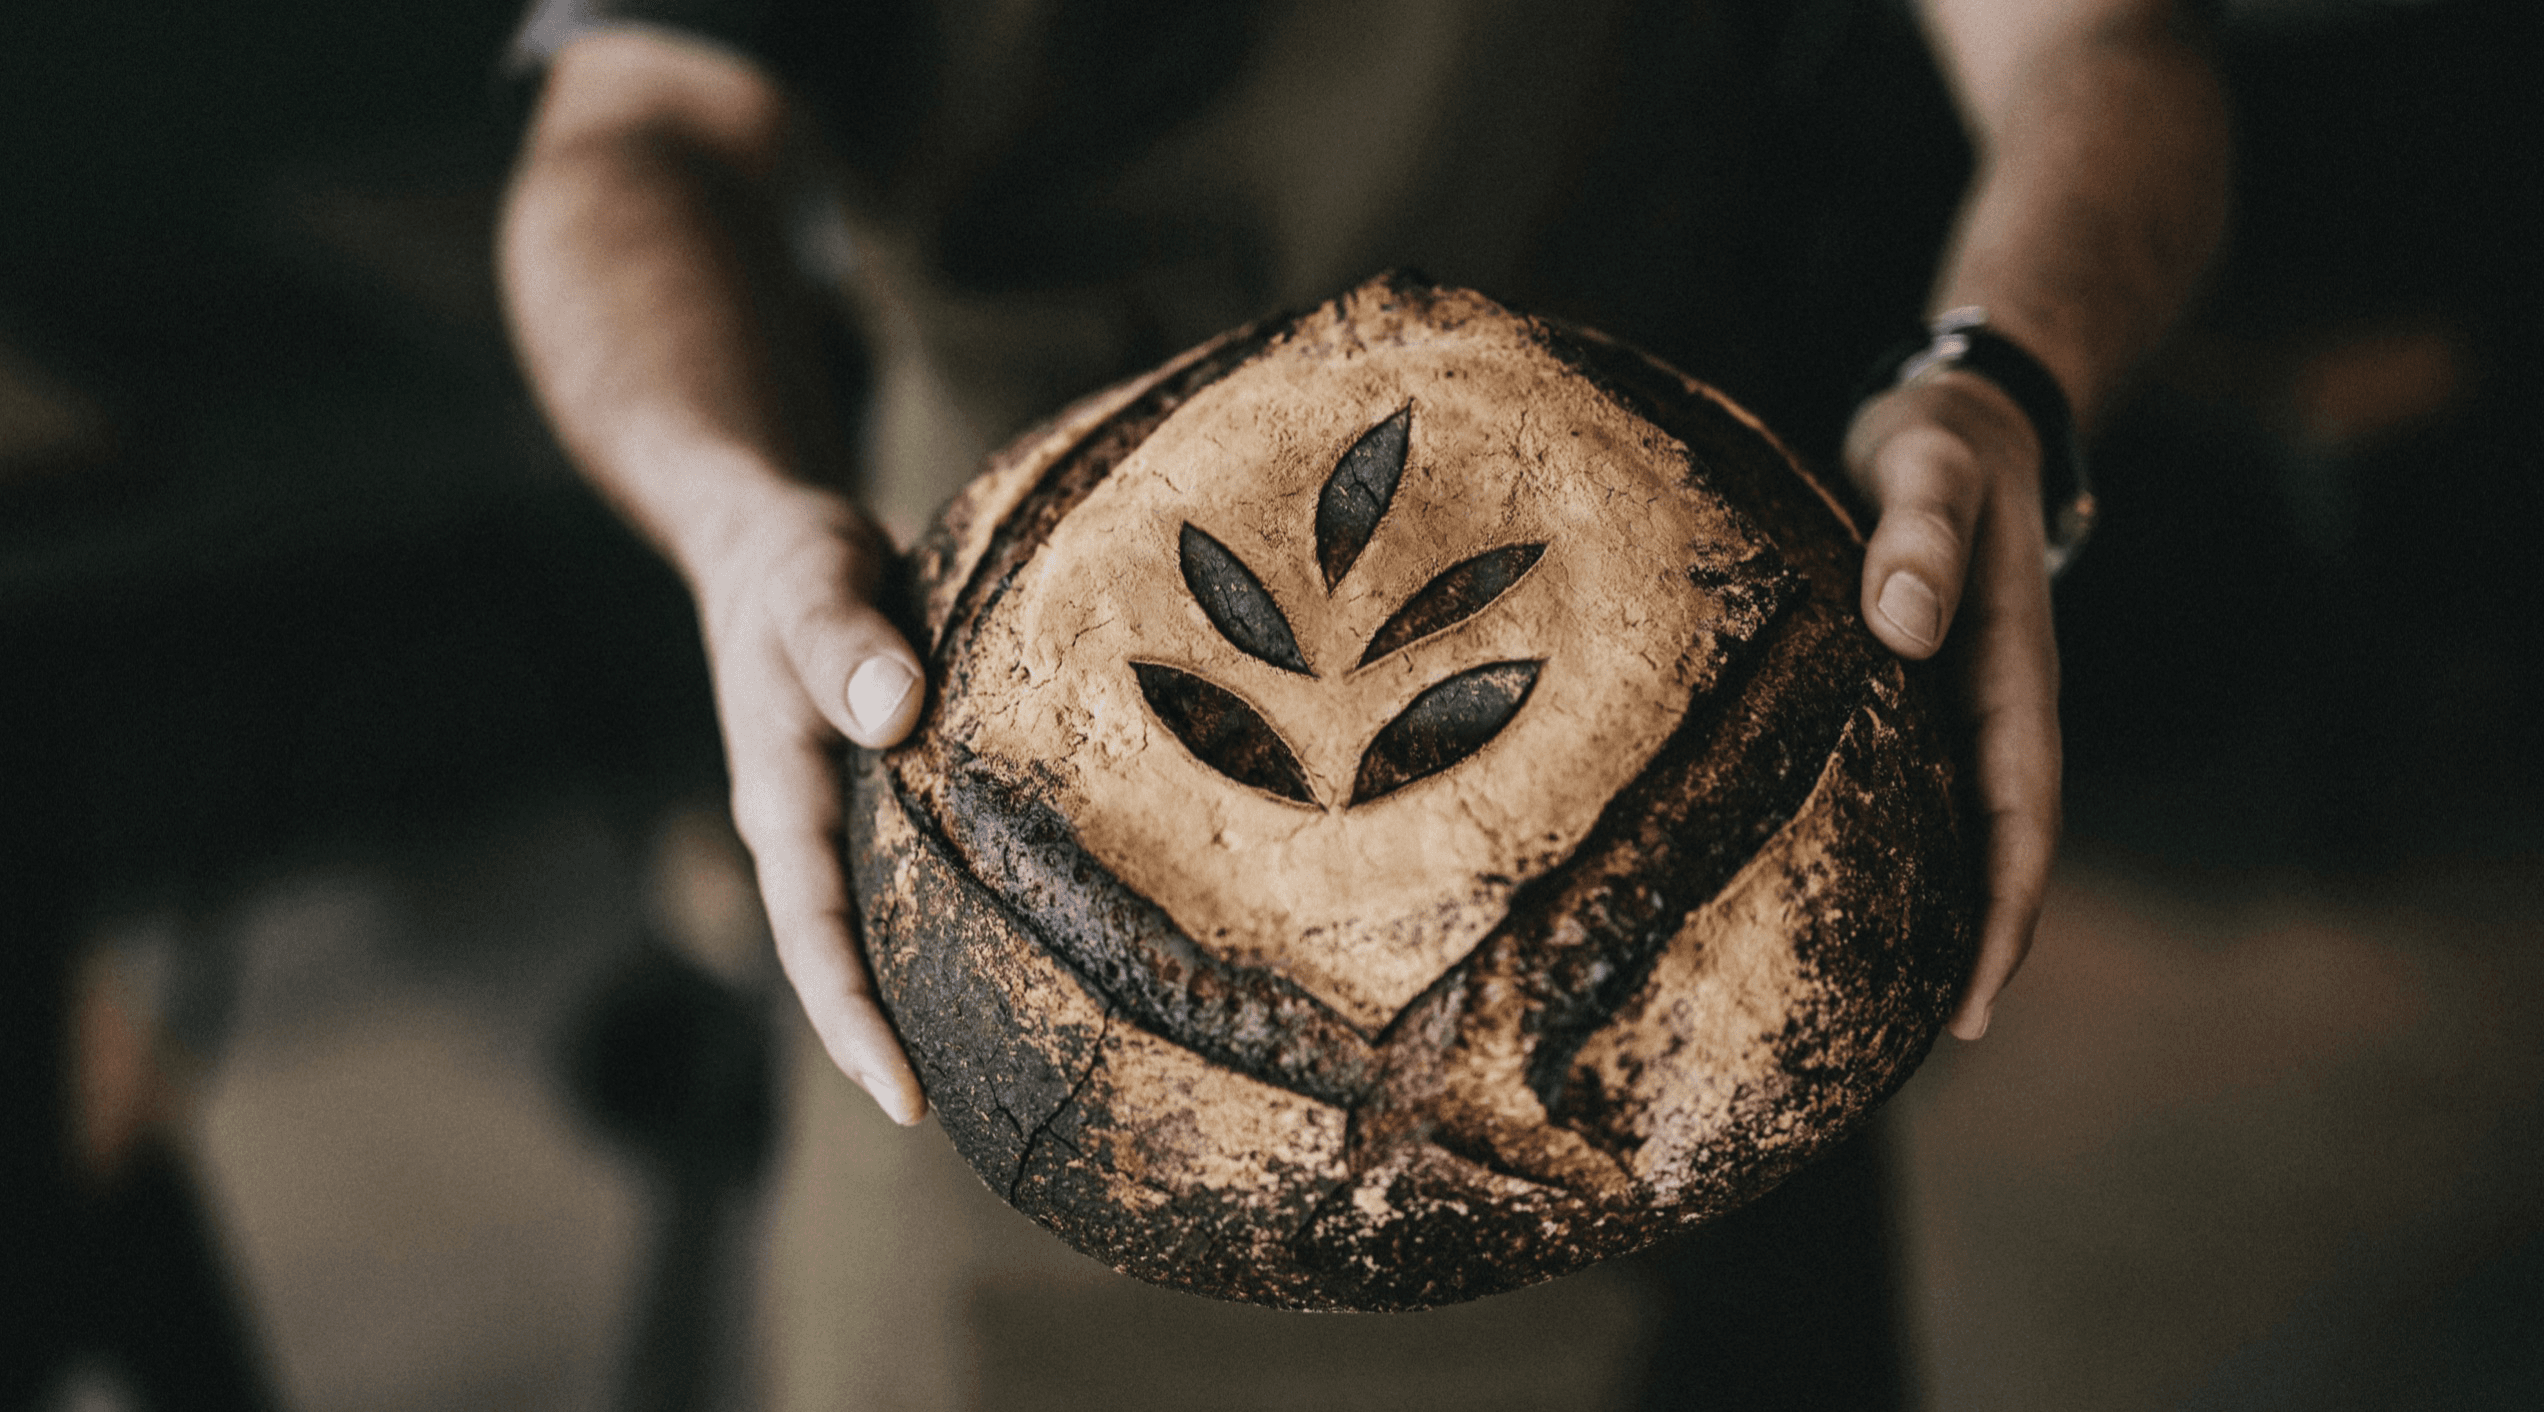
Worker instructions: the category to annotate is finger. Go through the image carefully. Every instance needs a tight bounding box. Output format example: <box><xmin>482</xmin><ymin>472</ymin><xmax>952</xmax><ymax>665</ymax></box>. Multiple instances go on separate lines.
<box><xmin>745</xmin><ymin>522</ymin><xmax>926</xmax><ymax>750</ymax></box>
<box><xmin>1947</xmin><ymin>484</ymin><xmax>2062</xmax><ymax>1041</ymax></box>
<box><xmin>1953</xmin><ymin>773</ymin><xmax>2058</xmax><ymax>1040</ymax></box>
<box><xmin>772</xmin><ymin>582</ymin><xmax>926</xmax><ymax>751</ymax></box>
<box><xmin>729</xmin><ymin>713</ymin><xmax>928</xmax><ymax>1124</ymax></box>
<box><xmin>1853</xmin><ymin>419</ymin><xmax>1986</xmax><ymax>661</ymax></box>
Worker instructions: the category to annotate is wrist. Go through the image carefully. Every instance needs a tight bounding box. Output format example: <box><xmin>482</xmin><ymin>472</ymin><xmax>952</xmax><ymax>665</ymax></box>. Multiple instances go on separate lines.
<box><xmin>1859</xmin><ymin>310</ymin><xmax>2096</xmax><ymax>575</ymax></box>
<box><xmin>610</xmin><ymin>437</ymin><xmax>855</xmax><ymax>591</ymax></box>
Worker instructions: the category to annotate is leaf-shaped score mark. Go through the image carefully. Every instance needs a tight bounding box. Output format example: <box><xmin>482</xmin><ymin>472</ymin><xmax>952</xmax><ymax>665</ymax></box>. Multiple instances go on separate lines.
<box><xmin>1154</xmin><ymin>405</ymin><xmax>1545</xmax><ymax>810</ymax></box>
<box><xmin>1133</xmin><ymin>662</ymin><xmax>1318</xmax><ymax>806</ymax></box>
<box><xmin>1350</xmin><ymin>659</ymin><xmax>1542</xmax><ymax>806</ymax></box>
<box><xmin>1180</xmin><ymin>524</ymin><xmax>1312</xmax><ymax>675</ymax></box>
<box><xmin>1357</xmin><ymin>542</ymin><xmax>1546</xmax><ymax>668</ymax></box>
<box><xmin>1316</xmin><ymin>406</ymin><xmax>1409</xmax><ymax>590</ymax></box>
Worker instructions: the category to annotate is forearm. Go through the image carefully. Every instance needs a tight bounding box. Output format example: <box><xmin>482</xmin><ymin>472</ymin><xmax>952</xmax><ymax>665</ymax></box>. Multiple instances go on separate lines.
<box><xmin>1922</xmin><ymin>2</ymin><xmax>2230</xmax><ymax>427</ymax></box>
<box><xmin>498</xmin><ymin>49</ymin><xmax>853</xmax><ymax>587</ymax></box>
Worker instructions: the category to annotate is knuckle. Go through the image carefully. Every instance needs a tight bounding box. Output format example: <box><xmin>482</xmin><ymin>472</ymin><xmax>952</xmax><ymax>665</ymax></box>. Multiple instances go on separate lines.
<box><xmin>779</xmin><ymin>592</ymin><xmax>900</xmax><ymax>685</ymax></box>
<box><xmin>1874</xmin><ymin>420</ymin><xmax>1977</xmax><ymax>477</ymax></box>
<box><xmin>1876</xmin><ymin>504</ymin><xmax>1970</xmax><ymax>569</ymax></box>
<box><xmin>775</xmin><ymin>599</ymin><xmax>850</xmax><ymax>673</ymax></box>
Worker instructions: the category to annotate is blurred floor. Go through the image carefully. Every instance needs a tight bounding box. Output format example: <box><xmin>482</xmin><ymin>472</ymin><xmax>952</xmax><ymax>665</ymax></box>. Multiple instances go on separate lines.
<box><xmin>187</xmin><ymin>809</ymin><xmax>653</xmax><ymax>1412</ymax></box>
<box><xmin>1898</xmin><ymin>850</ymin><xmax>2544</xmax><ymax>1409</ymax></box>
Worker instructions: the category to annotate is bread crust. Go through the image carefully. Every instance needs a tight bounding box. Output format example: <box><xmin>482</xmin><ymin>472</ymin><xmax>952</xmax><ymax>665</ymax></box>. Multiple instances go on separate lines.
<box><xmin>853</xmin><ymin>274</ymin><xmax>1973</xmax><ymax>1310</ymax></box>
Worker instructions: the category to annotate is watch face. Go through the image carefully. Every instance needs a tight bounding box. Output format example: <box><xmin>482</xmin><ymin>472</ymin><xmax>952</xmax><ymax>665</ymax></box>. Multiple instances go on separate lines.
<box><xmin>943</xmin><ymin>303</ymin><xmax>1782</xmax><ymax>1033</ymax></box>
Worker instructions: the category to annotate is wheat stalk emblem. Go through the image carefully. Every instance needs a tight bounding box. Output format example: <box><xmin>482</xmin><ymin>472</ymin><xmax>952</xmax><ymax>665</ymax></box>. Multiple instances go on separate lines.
<box><xmin>1133</xmin><ymin>407</ymin><xmax>1546</xmax><ymax>808</ymax></box>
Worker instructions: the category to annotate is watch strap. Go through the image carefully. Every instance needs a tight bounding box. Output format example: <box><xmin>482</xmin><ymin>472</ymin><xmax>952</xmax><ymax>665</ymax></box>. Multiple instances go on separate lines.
<box><xmin>1868</xmin><ymin>307</ymin><xmax>2097</xmax><ymax>576</ymax></box>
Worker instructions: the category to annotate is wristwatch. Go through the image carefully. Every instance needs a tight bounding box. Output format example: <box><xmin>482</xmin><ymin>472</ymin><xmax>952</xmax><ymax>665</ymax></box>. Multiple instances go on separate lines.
<box><xmin>1869</xmin><ymin>307</ymin><xmax>2098</xmax><ymax>577</ymax></box>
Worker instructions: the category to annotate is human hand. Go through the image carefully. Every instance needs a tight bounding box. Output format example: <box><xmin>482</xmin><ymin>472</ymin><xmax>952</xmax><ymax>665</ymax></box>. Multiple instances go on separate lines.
<box><xmin>691</xmin><ymin>484</ymin><xmax>930</xmax><ymax>1122</ymax></box>
<box><xmin>1842</xmin><ymin>371</ymin><xmax>2061</xmax><ymax>1041</ymax></box>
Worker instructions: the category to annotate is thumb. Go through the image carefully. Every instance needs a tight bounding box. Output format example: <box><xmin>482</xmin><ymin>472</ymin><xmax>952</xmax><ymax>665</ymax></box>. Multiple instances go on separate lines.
<box><xmin>778</xmin><ymin>590</ymin><xmax>926</xmax><ymax>748</ymax></box>
<box><xmin>1847</xmin><ymin>394</ymin><xmax>1997</xmax><ymax>661</ymax></box>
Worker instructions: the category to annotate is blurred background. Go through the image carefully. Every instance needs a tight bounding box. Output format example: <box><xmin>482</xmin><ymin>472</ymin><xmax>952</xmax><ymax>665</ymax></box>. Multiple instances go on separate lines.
<box><xmin>1</xmin><ymin>0</ymin><xmax>2537</xmax><ymax>1407</ymax></box>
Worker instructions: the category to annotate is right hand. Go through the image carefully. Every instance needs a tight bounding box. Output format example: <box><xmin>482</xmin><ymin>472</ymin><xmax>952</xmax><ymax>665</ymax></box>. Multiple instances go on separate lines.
<box><xmin>692</xmin><ymin>484</ymin><xmax>930</xmax><ymax>1124</ymax></box>
<box><xmin>1842</xmin><ymin>370</ymin><xmax>2063</xmax><ymax>1042</ymax></box>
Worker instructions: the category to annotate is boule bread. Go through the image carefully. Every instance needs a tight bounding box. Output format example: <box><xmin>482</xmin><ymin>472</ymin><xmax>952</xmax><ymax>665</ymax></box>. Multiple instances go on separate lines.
<box><xmin>849</xmin><ymin>274</ymin><xmax>1974</xmax><ymax>1311</ymax></box>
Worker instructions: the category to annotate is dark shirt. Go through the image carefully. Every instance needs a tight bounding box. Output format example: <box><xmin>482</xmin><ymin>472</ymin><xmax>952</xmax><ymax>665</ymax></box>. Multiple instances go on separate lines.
<box><xmin>509</xmin><ymin>0</ymin><xmax>1975</xmax><ymax>510</ymax></box>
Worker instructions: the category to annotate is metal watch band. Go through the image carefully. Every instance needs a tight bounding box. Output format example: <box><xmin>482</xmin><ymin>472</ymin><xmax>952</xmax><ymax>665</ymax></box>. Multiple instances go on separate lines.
<box><xmin>1874</xmin><ymin>306</ymin><xmax>2098</xmax><ymax>577</ymax></box>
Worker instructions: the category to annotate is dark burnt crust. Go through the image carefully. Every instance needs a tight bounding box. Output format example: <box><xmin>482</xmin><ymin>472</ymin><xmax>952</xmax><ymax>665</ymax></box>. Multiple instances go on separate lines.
<box><xmin>1552</xmin><ymin>687</ymin><xmax>1972</xmax><ymax>1174</ymax></box>
<box><xmin>1480</xmin><ymin>601</ymin><xmax>1871</xmax><ymax>1107</ymax></box>
<box><xmin>848</xmin><ymin>751</ymin><xmax>1111</xmax><ymax>1202</ymax></box>
<box><xmin>1009</xmin><ymin>1033</ymin><xmax>1356</xmax><ymax>1310</ymax></box>
<box><xmin>892</xmin><ymin>745</ymin><xmax>1379</xmax><ymax>1107</ymax></box>
<box><xmin>1766</xmin><ymin>673</ymin><xmax>1974</xmax><ymax>1088</ymax></box>
<box><xmin>856</xmin><ymin>751</ymin><xmax>1371</xmax><ymax>1309</ymax></box>
<box><xmin>1283</xmin><ymin>1144</ymin><xmax>1621</xmax><ymax>1311</ymax></box>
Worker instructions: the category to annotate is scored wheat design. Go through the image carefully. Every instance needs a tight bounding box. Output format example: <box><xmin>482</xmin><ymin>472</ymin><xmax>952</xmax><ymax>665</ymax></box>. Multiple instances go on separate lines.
<box><xmin>1133</xmin><ymin>406</ymin><xmax>1546</xmax><ymax>808</ymax></box>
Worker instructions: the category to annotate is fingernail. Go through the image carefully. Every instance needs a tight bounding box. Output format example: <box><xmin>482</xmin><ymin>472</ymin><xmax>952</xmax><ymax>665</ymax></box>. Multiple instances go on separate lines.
<box><xmin>1959</xmin><ymin>1004</ymin><xmax>1992</xmax><ymax>1042</ymax></box>
<box><xmin>863</xmin><ymin>1075</ymin><xmax>920</xmax><ymax>1126</ymax></box>
<box><xmin>1877</xmin><ymin>572</ymin><xmax>1942</xmax><ymax>649</ymax></box>
<box><xmin>846</xmin><ymin>657</ymin><xmax>918</xmax><ymax>734</ymax></box>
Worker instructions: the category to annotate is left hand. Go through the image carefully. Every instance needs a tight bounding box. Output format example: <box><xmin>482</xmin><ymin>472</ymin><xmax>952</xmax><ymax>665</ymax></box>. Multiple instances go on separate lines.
<box><xmin>1842</xmin><ymin>370</ymin><xmax>2062</xmax><ymax>1040</ymax></box>
<box><xmin>690</xmin><ymin>479</ymin><xmax>931</xmax><ymax>1123</ymax></box>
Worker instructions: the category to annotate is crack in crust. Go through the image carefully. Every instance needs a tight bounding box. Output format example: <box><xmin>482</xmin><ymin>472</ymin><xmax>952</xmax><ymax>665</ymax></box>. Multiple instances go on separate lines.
<box><xmin>895</xmin><ymin>747</ymin><xmax>1380</xmax><ymax>1105</ymax></box>
<box><xmin>1011</xmin><ymin>1007</ymin><xmax>1114</xmax><ymax>1204</ymax></box>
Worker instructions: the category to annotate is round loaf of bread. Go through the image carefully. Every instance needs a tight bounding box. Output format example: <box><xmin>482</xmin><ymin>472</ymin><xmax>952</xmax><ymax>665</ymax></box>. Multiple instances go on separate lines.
<box><xmin>849</xmin><ymin>274</ymin><xmax>1974</xmax><ymax>1311</ymax></box>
